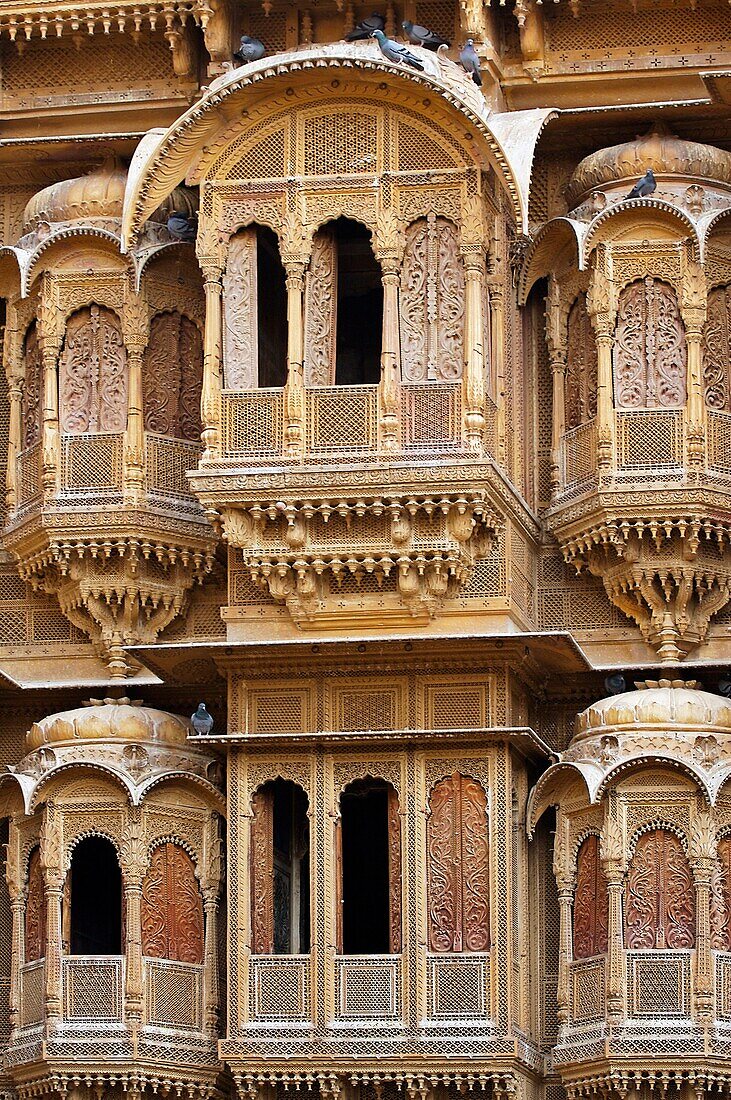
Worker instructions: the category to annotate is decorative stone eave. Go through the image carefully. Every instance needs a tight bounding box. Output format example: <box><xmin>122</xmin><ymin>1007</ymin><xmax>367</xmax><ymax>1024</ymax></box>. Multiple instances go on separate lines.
<box><xmin>121</xmin><ymin>42</ymin><xmax>558</xmax><ymax>246</ymax></box>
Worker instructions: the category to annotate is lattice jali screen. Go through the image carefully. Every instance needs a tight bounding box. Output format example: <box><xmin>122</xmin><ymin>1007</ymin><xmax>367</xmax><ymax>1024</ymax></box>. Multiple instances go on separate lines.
<box><xmin>16</xmin><ymin>443</ymin><xmax>42</xmax><ymax>508</ymax></box>
<box><xmin>615</xmin><ymin>409</ymin><xmax>683</xmax><ymax>472</ymax></box>
<box><xmin>562</xmin><ymin>420</ymin><xmax>596</xmax><ymax>486</ymax></box>
<box><xmin>60</xmin><ymin>433</ymin><xmax>124</xmax><ymax>492</ymax></box>
<box><xmin>19</xmin><ymin>961</ymin><xmax>44</xmax><ymax>1027</ymax></box>
<box><xmin>402</xmin><ymin>383</ymin><xmax>462</xmax><ymax>449</ymax></box>
<box><xmin>395</xmin><ymin>121</ymin><xmax>459</xmax><ymax>171</ymax></box>
<box><xmin>427</xmin><ymin>954</ymin><xmax>489</xmax><ymax>1019</ymax></box>
<box><xmin>249</xmin><ymin>956</ymin><xmax>310</xmax><ymax>1021</ymax></box>
<box><xmin>708</xmin><ymin>410</ymin><xmax>731</xmax><ymax>475</ymax></box>
<box><xmin>248</xmin><ymin>687</ymin><xmax>312</xmax><ymax>734</ymax></box>
<box><xmin>145</xmin><ymin>958</ymin><xmax>202</xmax><ymax>1031</ymax></box>
<box><xmin>626</xmin><ymin>950</ymin><xmax>691</xmax><ymax>1019</ymax></box>
<box><xmin>422</xmin><ymin>679</ymin><xmax>490</xmax><ymax>729</ymax></box>
<box><xmin>332</xmin><ymin>686</ymin><xmax>402</xmax><ymax>731</ymax></box>
<box><xmin>545</xmin><ymin>0</ymin><xmax>731</xmax><ymax>56</ymax></box>
<box><xmin>334</xmin><ymin>957</ymin><xmax>401</xmax><ymax>1020</ymax></box>
<box><xmin>63</xmin><ymin>956</ymin><xmax>124</xmax><ymax>1021</ymax></box>
<box><xmin>145</xmin><ymin>434</ymin><xmax>201</xmax><ymax>498</ymax></box>
<box><xmin>570</xmin><ymin>958</ymin><xmax>605</xmax><ymax>1023</ymax></box>
<box><xmin>221</xmin><ymin>391</ymin><xmax>283</xmax><ymax>459</ymax></box>
<box><xmin>716</xmin><ymin>953</ymin><xmax>731</xmax><ymax>1020</ymax></box>
<box><xmin>306</xmin><ymin>387</ymin><xmax>378</xmax><ymax>453</ymax></box>
<box><xmin>302</xmin><ymin>110</ymin><xmax>379</xmax><ymax>177</ymax></box>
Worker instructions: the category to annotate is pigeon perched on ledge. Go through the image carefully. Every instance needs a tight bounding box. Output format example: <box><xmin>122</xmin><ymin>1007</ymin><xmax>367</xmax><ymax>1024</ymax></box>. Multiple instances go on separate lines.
<box><xmin>626</xmin><ymin>169</ymin><xmax>657</xmax><ymax>199</ymax></box>
<box><xmin>459</xmin><ymin>39</ymin><xmax>482</xmax><ymax>86</ymax></box>
<box><xmin>402</xmin><ymin>20</ymin><xmax>449</xmax><ymax>50</ymax></box>
<box><xmin>345</xmin><ymin>13</ymin><xmax>384</xmax><ymax>40</ymax></box>
<box><xmin>371</xmin><ymin>29</ymin><xmax>425</xmax><ymax>70</ymax></box>
<box><xmin>191</xmin><ymin>702</ymin><xmax>214</xmax><ymax>735</ymax></box>
<box><xmin>233</xmin><ymin>34</ymin><xmax>266</xmax><ymax>63</ymax></box>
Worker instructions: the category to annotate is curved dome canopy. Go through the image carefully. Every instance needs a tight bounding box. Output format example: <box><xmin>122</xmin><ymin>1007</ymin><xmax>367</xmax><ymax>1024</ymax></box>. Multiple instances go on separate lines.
<box><xmin>575</xmin><ymin>679</ymin><xmax>731</xmax><ymax>741</ymax></box>
<box><xmin>567</xmin><ymin>124</ymin><xmax>731</xmax><ymax>207</ymax></box>
<box><xmin>26</xmin><ymin>697</ymin><xmax>192</xmax><ymax>751</ymax></box>
<box><xmin>23</xmin><ymin>157</ymin><xmax>127</xmax><ymax>232</ymax></box>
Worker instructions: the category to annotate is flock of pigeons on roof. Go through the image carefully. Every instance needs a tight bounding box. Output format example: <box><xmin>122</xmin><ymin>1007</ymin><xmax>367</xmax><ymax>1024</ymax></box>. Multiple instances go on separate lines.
<box><xmin>233</xmin><ymin>15</ymin><xmax>483</xmax><ymax>84</ymax></box>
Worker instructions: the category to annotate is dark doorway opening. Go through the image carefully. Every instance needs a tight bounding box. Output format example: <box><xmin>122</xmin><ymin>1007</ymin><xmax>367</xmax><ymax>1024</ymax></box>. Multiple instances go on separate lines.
<box><xmin>69</xmin><ymin>836</ymin><xmax>122</xmax><ymax>955</ymax></box>
<box><xmin>340</xmin><ymin>778</ymin><xmax>391</xmax><ymax>953</ymax></box>
<box><xmin>257</xmin><ymin>224</ymin><xmax>288</xmax><ymax>388</ymax></box>
<box><xmin>333</xmin><ymin>219</ymin><xmax>383</xmax><ymax>386</ymax></box>
<box><xmin>271</xmin><ymin>778</ymin><xmax>310</xmax><ymax>953</ymax></box>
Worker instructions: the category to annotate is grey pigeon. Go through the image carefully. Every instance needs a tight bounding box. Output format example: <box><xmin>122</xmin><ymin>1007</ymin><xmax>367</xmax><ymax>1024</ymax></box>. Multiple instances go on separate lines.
<box><xmin>191</xmin><ymin>702</ymin><xmax>214</xmax><ymax>736</ymax></box>
<box><xmin>371</xmin><ymin>28</ymin><xmax>424</xmax><ymax>70</ymax></box>
<box><xmin>459</xmin><ymin>38</ymin><xmax>482</xmax><ymax>86</ymax></box>
<box><xmin>345</xmin><ymin>12</ymin><xmax>384</xmax><ymax>40</ymax></box>
<box><xmin>626</xmin><ymin>169</ymin><xmax>656</xmax><ymax>199</ymax></box>
<box><xmin>167</xmin><ymin>210</ymin><xmax>197</xmax><ymax>241</ymax></box>
<box><xmin>402</xmin><ymin>20</ymin><xmax>449</xmax><ymax>50</ymax></box>
<box><xmin>233</xmin><ymin>34</ymin><xmax>266</xmax><ymax>63</ymax></box>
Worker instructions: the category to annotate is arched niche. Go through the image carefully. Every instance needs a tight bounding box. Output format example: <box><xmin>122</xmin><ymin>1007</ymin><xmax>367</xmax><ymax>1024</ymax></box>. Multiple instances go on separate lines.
<box><xmin>250</xmin><ymin>778</ymin><xmax>310</xmax><ymax>955</ymax></box>
<box><xmin>141</xmin><ymin>841</ymin><xmax>204</xmax><ymax>963</ymax></box>
<box><xmin>66</xmin><ymin>834</ymin><xmax>123</xmax><ymax>955</ymax></box>
<box><xmin>58</xmin><ymin>304</ymin><xmax>128</xmax><ymax>434</ymax></box>
<box><xmin>223</xmin><ymin>223</ymin><xmax>287</xmax><ymax>390</ymax></box>
<box><xmin>565</xmin><ymin>292</ymin><xmax>598</xmax><ymax>428</ymax></box>
<box><xmin>21</xmin><ymin>320</ymin><xmax>42</xmax><ymax>449</ymax></box>
<box><xmin>143</xmin><ymin>310</ymin><xmax>203</xmax><ymax>440</ymax></box>
<box><xmin>624</xmin><ymin>827</ymin><xmax>695</xmax><ymax>950</ymax></box>
<box><xmin>400</xmin><ymin>216</ymin><xmax>466</xmax><ymax>384</ymax></box>
<box><xmin>613</xmin><ymin>278</ymin><xmax>687</xmax><ymax>410</ymax></box>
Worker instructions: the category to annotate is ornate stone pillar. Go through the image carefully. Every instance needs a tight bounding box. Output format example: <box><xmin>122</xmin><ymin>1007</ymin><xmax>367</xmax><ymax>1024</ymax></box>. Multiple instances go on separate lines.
<box><xmin>200</xmin><ymin>819</ymin><xmax>224</xmax><ymax>1038</ymax></box>
<box><xmin>552</xmin><ymin>814</ymin><xmax>574</xmax><ymax>1028</ymax></box>
<box><xmin>545</xmin><ymin>277</ymin><xmax>567</xmax><ymax>494</ymax></box>
<box><xmin>462</xmin><ymin>250</ymin><xmax>487</xmax><ymax>453</ymax></box>
<box><xmin>40</xmin><ymin>805</ymin><xmax>64</xmax><ymax>1026</ymax></box>
<box><xmin>6</xmin><ymin>820</ymin><xmax>23</xmax><ymax>1030</ymax></box>
<box><xmin>586</xmin><ymin>261</ymin><xmax>616</xmax><ymax>479</ymax></box>
<box><xmin>6</xmin><ymin>368</ymin><xmax>22</xmax><ymax>516</ymax></box>
<box><xmin>283</xmin><ymin>259</ymin><xmax>306</xmax><ymax>456</ymax></box>
<box><xmin>38</xmin><ymin>293</ymin><xmax>61</xmax><ymax>498</ymax></box>
<box><xmin>600</xmin><ymin>814</ymin><xmax>626</xmax><ymax>1023</ymax></box>
<box><xmin>681</xmin><ymin>260</ymin><xmax>707</xmax><ymax>473</ymax></box>
<box><xmin>120</xmin><ymin>817</ymin><xmax>146</xmax><ymax>1027</ymax></box>
<box><xmin>376</xmin><ymin>253</ymin><xmax>401</xmax><ymax>453</ymax></box>
<box><xmin>122</xmin><ymin>299</ymin><xmax>149</xmax><ymax>505</ymax></box>
<box><xmin>196</xmin><ymin>225</ymin><xmax>225</xmax><ymax>463</ymax></box>
<box><xmin>690</xmin><ymin>810</ymin><xmax>716</xmax><ymax>1023</ymax></box>
<box><xmin>489</xmin><ymin>278</ymin><xmax>507</xmax><ymax>466</ymax></box>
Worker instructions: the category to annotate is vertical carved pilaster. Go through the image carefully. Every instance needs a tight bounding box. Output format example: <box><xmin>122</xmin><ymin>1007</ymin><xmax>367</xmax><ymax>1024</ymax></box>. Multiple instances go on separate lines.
<box><xmin>463</xmin><ymin>253</ymin><xmax>487</xmax><ymax>452</ymax></box>
<box><xmin>6</xmin><ymin>820</ymin><xmax>23</xmax><ymax>1030</ymax></box>
<box><xmin>600</xmin><ymin>813</ymin><xmax>626</xmax><ymax>1023</ymax></box>
<box><xmin>40</xmin><ymin>804</ymin><xmax>64</xmax><ymax>1026</ymax></box>
<box><xmin>681</xmin><ymin>260</ymin><xmax>708</xmax><ymax>472</ymax></box>
<box><xmin>545</xmin><ymin>276</ymin><xmax>566</xmax><ymax>494</ymax></box>
<box><xmin>283</xmin><ymin>260</ymin><xmax>306</xmax><ymax>456</ymax></box>
<box><xmin>200</xmin><ymin>264</ymin><xmax>223</xmax><ymax>463</ymax></box>
<box><xmin>378</xmin><ymin>256</ymin><xmax>401</xmax><ymax>453</ymax></box>
<box><xmin>6</xmin><ymin>371</ymin><xmax>21</xmax><ymax>515</ymax></box>
<box><xmin>586</xmin><ymin>260</ymin><xmax>616</xmax><ymax>478</ymax></box>
<box><xmin>488</xmin><ymin>278</ymin><xmax>506</xmax><ymax>465</ymax></box>
<box><xmin>122</xmin><ymin>299</ymin><xmax>149</xmax><ymax>505</ymax></box>
<box><xmin>552</xmin><ymin>814</ymin><xmax>573</xmax><ymax>1027</ymax></box>
<box><xmin>37</xmin><ymin>293</ymin><xmax>61</xmax><ymax>498</ymax></box>
<box><xmin>120</xmin><ymin>816</ymin><xmax>146</xmax><ymax>1027</ymax></box>
<box><xmin>200</xmin><ymin>817</ymin><xmax>224</xmax><ymax>1037</ymax></box>
<box><xmin>690</xmin><ymin>810</ymin><xmax>716</xmax><ymax>1024</ymax></box>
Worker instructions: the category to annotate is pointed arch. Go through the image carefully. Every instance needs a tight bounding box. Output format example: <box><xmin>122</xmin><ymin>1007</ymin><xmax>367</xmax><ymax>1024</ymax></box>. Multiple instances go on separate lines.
<box><xmin>141</xmin><ymin>841</ymin><xmax>204</xmax><ymax>963</ymax></box>
<box><xmin>624</xmin><ymin>828</ymin><xmax>695</xmax><ymax>950</ymax></box>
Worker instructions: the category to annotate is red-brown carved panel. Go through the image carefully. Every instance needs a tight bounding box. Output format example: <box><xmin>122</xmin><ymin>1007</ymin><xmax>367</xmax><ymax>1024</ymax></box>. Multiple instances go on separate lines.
<box><xmin>59</xmin><ymin>305</ymin><xmax>128</xmax><ymax>433</ymax></box>
<box><xmin>21</xmin><ymin>322</ymin><xmax>42</xmax><ymax>448</ymax></box>
<box><xmin>704</xmin><ymin>285</ymin><xmax>731</xmax><ymax>411</ymax></box>
<box><xmin>141</xmin><ymin>842</ymin><xmax>203</xmax><ymax>963</ymax></box>
<box><xmin>427</xmin><ymin>773</ymin><xmax>489</xmax><ymax>953</ymax></box>
<box><xmin>143</xmin><ymin>311</ymin><xmax>203</xmax><ymax>440</ymax></box>
<box><xmin>388</xmin><ymin>786</ymin><xmax>402</xmax><ymax>953</ymax></box>
<box><xmin>625</xmin><ymin>828</ymin><xmax>695</xmax><ymax>950</ymax></box>
<box><xmin>573</xmin><ymin>834</ymin><xmax>608</xmax><ymax>958</ymax></box>
<box><xmin>566</xmin><ymin>293</ymin><xmax>598</xmax><ymax>428</ymax></box>
<box><xmin>711</xmin><ymin>834</ymin><xmax>731</xmax><ymax>951</ymax></box>
<box><xmin>613</xmin><ymin>278</ymin><xmax>687</xmax><ymax>409</ymax></box>
<box><xmin>251</xmin><ymin>788</ymin><xmax>274</xmax><ymax>954</ymax></box>
<box><xmin>25</xmin><ymin>847</ymin><xmax>45</xmax><ymax>961</ymax></box>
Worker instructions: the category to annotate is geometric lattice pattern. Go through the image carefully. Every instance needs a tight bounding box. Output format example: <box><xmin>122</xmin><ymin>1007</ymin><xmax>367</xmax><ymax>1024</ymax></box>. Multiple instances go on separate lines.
<box><xmin>63</xmin><ymin>957</ymin><xmax>123</xmax><ymax>1021</ymax></box>
<box><xmin>250</xmin><ymin>957</ymin><xmax>310</xmax><ymax>1021</ymax></box>
<box><xmin>570</xmin><ymin>959</ymin><xmax>605</xmax><ymax>1023</ymax></box>
<box><xmin>627</xmin><ymin>951</ymin><xmax>691</xmax><ymax>1018</ymax></box>
<box><xmin>428</xmin><ymin>955</ymin><xmax>488</xmax><ymax>1019</ymax></box>
<box><xmin>336</xmin><ymin>958</ymin><xmax>400</xmax><ymax>1019</ymax></box>
<box><xmin>146</xmin><ymin>959</ymin><xmax>202</xmax><ymax>1030</ymax></box>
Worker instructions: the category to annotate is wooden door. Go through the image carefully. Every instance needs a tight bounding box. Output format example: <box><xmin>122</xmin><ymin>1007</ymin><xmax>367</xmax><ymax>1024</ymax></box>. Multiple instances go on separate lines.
<box><xmin>25</xmin><ymin>847</ymin><xmax>46</xmax><ymax>961</ymax></box>
<box><xmin>427</xmin><ymin>773</ymin><xmax>490</xmax><ymax>952</ymax></box>
<box><xmin>711</xmin><ymin>834</ymin><xmax>731</xmax><ymax>951</ymax></box>
<box><xmin>573</xmin><ymin>834</ymin><xmax>608</xmax><ymax>958</ymax></box>
<box><xmin>613</xmin><ymin>278</ymin><xmax>686</xmax><ymax>409</ymax></box>
<box><xmin>141</xmin><ymin>842</ymin><xmax>204</xmax><ymax>963</ymax></box>
<box><xmin>250</xmin><ymin>787</ymin><xmax>275</xmax><ymax>954</ymax></box>
<box><xmin>624</xmin><ymin>828</ymin><xmax>695</xmax><ymax>949</ymax></box>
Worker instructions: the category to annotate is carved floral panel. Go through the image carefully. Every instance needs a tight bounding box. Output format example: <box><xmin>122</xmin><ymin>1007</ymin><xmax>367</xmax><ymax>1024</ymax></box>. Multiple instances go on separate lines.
<box><xmin>25</xmin><ymin>846</ymin><xmax>45</xmax><ymax>962</ymax></box>
<box><xmin>251</xmin><ymin>787</ymin><xmax>274</xmax><ymax>954</ymax></box>
<box><xmin>565</xmin><ymin>293</ymin><xmax>598</xmax><ymax>428</ymax></box>
<box><xmin>21</xmin><ymin>322</ymin><xmax>42</xmax><ymax>448</ymax></box>
<box><xmin>427</xmin><ymin>772</ymin><xmax>489</xmax><ymax>952</ymax></box>
<box><xmin>573</xmin><ymin>834</ymin><xmax>608</xmax><ymax>958</ymax></box>
<box><xmin>388</xmin><ymin>785</ymin><xmax>402</xmax><ymax>953</ymax></box>
<box><xmin>613</xmin><ymin>278</ymin><xmax>687</xmax><ymax>409</ymax></box>
<box><xmin>223</xmin><ymin>228</ymin><xmax>258</xmax><ymax>389</ymax></box>
<box><xmin>143</xmin><ymin>311</ymin><xmax>202</xmax><ymax>440</ymax></box>
<box><xmin>400</xmin><ymin>216</ymin><xmax>465</xmax><ymax>382</ymax></box>
<box><xmin>703</xmin><ymin>284</ymin><xmax>731</xmax><ymax>411</ymax></box>
<box><xmin>59</xmin><ymin>305</ymin><xmax>128</xmax><ymax>433</ymax></box>
<box><xmin>304</xmin><ymin>228</ymin><xmax>337</xmax><ymax>386</ymax></box>
<box><xmin>141</xmin><ymin>842</ymin><xmax>204</xmax><ymax>963</ymax></box>
<box><xmin>711</xmin><ymin>834</ymin><xmax>731</xmax><ymax>951</ymax></box>
<box><xmin>624</xmin><ymin>828</ymin><xmax>695</xmax><ymax>950</ymax></box>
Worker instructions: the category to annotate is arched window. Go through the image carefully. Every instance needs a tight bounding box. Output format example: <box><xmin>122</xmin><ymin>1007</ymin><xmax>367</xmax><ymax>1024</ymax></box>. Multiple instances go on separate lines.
<box><xmin>25</xmin><ymin>845</ymin><xmax>45</xmax><ymax>961</ymax></box>
<box><xmin>565</xmin><ymin>293</ymin><xmax>598</xmax><ymax>428</ymax></box>
<box><xmin>59</xmin><ymin>305</ymin><xmax>128</xmax><ymax>433</ymax></box>
<box><xmin>400</xmin><ymin>216</ymin><xmax>465</xmax><ymax>383</ymax></box>
<box><xmin>21</xmin><ymin>321</ymin><xmax>42</xmax><ymax>448</ymax></box>
<box><xmin>703</xmin><ymin>284</ymin><xmax>731</xmax><ymax>411</ymax></box>
<box><xmin>573</xmin><ymin>835</ymin><xmax>608</xmax><ymax>958</ymax></box>
<box><xmin>223</xmin><ymin>225</ymin><xmax>288</xmax><ymax>389</ymax></box>
<box><xmin>337</xmin><ymin>778</ymin><xmax>401</xmax><ymax>954</ymax></box>
<box><xmin>613</xmin><ymin>277</ymin><xmax>686</xmax><ymax>409</ymax></box>
<box><xmin>305</xmin><ymin>218</ymin><xmax>383</xmax><ymax>387</ymax></box>
<box><xmin>250</xmin><ymin>779</ymin><xmax>310</xmax><ymax>954</ymax></box>
<box><xmin>711</xmin><ymin>834</ymin><xmax>731</xmax><ymax>951</ymax></box>
<box><xmin>426</xmin><ymin>773</ymin><xmax>489</xmax><ymax>953</ymax></box>
<box><xmin>67</xmin><ymin>836</ymin><xmax>123</xmax><ymax>954</ymax></box>
<box><xmin>624</xmin><ymin>828</ymin><xmax>695</xmax><ymax>950</ymax></box>
<box><xmin>141</xmin><ymin>842</ymin><xmax>204</xmax><ymax>963</ymax></box>
<box><xmin>143</xmin><ymin>312</ymin><xmax>203</xmax><ymax>440</ymax></box>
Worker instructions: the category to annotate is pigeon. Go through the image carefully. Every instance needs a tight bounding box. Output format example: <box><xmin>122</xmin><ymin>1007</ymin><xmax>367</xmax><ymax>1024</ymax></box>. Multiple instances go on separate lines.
<box><xmin>233</xmin><ymin>34</ymin><xmax>266</xmax><ymax>63</ymax></box>
<box><xmin>167</xmin><ymin>211</ymin><xmax>197</xmax><ymax>241</ymax></box>
<box><xmin>626</xmin><ymin>169</ymin><xmax>657</xmax><ymax>199</ymax></box>
<box><xmin>371</xmin><ymin>28</ymin><xmax>424</xmax><ymax>70</ymax></box>
<box><xmin>191</xmin><ymin>702</ymin><xmax>214</xmax><ymax>736</ymax></box>
<box><xmin>345</xmin><ymin>12</ymin><xmax>384</xmax><ymax>40</ymax></box>
<box><xmin>402</xmin><ymin>19</ymin><xmax>449</xmax><ymax>50</ymax></box>
<box><xmin>459</xmin><ymin>39</ymin><xmax>482</xmax><ymax>86</ymax></box>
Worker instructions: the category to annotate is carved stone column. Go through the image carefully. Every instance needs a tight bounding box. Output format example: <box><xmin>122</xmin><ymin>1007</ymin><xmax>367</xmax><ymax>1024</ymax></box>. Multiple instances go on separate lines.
<box><xmin>6</xmin><ymin>820</ymin><xmax>23</xmax><ymax>1031</ymax></box>
<box><xmin>40</xmin><ymin>806</ymin><xmax>64</xmax><ymax>1026</ymax></box>
<box><xmin>586</xmin><ymin>263</ymin><xmax>615</xmax><ymax>478</ymax></box>
<box><xmin>600</xmin><ymin>815</ymin><xmax>626</xmax><ymax>1023</ymax></box>
<box><xmin>38</xmin><ymin>297</ymin><xmax>61</xmax><ymax>498</ymax></box>
<box><xmin>283</xmin><ymin>260</ymin><xmax>306</xmax><ymax>456</ymax></box>
<box><xmin>545</xmin><ymin>276</ymin><xmax>567</xmax><ymax>494</ymax></box>
<box><xmin>681</xmin><ymin>260</ymin><xmax>707</xmax><ymax>472</ymax></box>
<box><xmin>200</xmin><ymin>820</ymin><xmax>224</xmax><ymax>1038</ymax></box>
<box><xmin>196</xmin><ymin>225</ymin><xmax>225</xmax><ymax>463</ymax></box>
<box><xmin>462</xmin><ymin>251</ymin><xmax>487</xmax><ymax>453</ymax></box>
<box><xmin>488</xmin><ymin>279</ymin><xmax>506</xmax><ymax>466</ymax></box>
<box><xmin>122</xmin><ymin>300</ymin><xmax>149</xmax><ymax>504</ymax></box>
<box><xmin>120</xmin><ymin>818</ymin><xmax>146</xmax><ymax>1027</ymax></box>
<box><xmin>377</xmin><ymin>254</ymin><xmax>401</xmax><ymax>453</ymax></box>
<box><xmin>690</xmin><ymin>810</ymin><xmax>716</xmax><ymax>1023</ymax></box>
<box><xmin>6</xmin><ymin>369</ymin><xmax>22</xmax><ymax>516</ymax></box>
